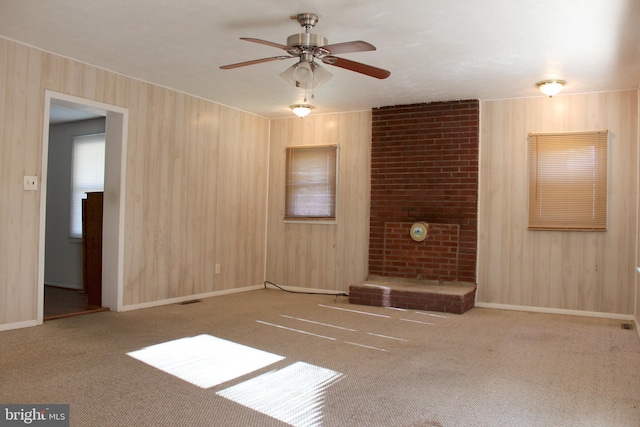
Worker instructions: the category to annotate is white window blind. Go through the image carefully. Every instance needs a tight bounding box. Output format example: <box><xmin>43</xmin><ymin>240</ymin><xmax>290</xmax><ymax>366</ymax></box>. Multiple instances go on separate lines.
<box><xmin>528</xmin><ymin>131</ymin><xmax>608</xmax><ymax>231</ymax></box>
<box><xmin>70</xmin><ymin>133</ymin><xmax>105</xmax><ymax>238</ymax></box>
<box><xmin>285</xmin><ymin>145</ymin><xmax>338</xmax><ymax>220</ymax></box>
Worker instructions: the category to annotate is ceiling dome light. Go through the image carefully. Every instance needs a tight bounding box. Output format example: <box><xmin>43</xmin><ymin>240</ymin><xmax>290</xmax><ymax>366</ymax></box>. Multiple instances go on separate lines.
<box><xmin>291</xmin><ymin>104</ymin><xmax>313</xmax><ymax>118</ymax></box>
<box><xmin>536</xmin><ymin>79</ymin><xmax>566</xmax><ymax>97</ymax></box>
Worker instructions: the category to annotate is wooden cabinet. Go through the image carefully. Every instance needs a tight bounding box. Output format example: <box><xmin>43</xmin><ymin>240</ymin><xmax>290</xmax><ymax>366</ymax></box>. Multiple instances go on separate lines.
<box><xmin>82</xmin><ymin>192</ymin><xmax>103</xmax><ymax>306</ymax></box>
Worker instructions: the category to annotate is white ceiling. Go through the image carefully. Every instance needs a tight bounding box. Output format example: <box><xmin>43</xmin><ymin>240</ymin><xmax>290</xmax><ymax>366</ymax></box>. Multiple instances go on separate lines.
<box><xmin>1</xmin><ymin>0</ymin><xmax>639</xmax><ymax>119</ymax></box>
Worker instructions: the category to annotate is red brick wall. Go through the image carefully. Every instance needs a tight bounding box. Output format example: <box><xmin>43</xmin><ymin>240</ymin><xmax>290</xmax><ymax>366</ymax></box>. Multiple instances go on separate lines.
<box><xmin>370</xmin><ymin>100</ymin><xmax>479</xmax><ymax>282</ymax></box>
<box><xmin>383</xmin><ymin>222</ymin><xmax>460</xmax><ymax>281</ymax></box>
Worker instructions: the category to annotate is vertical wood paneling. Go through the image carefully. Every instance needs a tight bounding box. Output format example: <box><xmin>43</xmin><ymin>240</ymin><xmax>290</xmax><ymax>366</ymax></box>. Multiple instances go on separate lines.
<box><xmin>123</xmin><ymin>81</ymin><xmax>147</xmax><ymax>306</ymax></box>
<box><xmin>637</xmin><ymin>88</ymin><xmax>640</xmax><ymax>326</ymax></box>
<box><xmin>1</xmin><ymin>39</ymin><xmax>37</xmax><ymax>323</ymax></box>
<box><xmin>479</xmin><ymin>91</ymin><xmax>638</xmax><ymax>314</ymax></box>
<box><xmin>0</xmin><ymin>40</ymin><xmax>7</xmax><ymax>322</ymax></box>
<box><xmin>0</xmin><ymin>38</ymin><xmax>269</xmax><ymax>326</ymax></box>
<box><xmin>121</xmin><ymin>84</ymin><xmax>269</xmax><ymax>305</ymax></box>
<box><xmin>266</xmin><ymin>112</ymin><xmax>371</xmax><ymax>292</ymax></box>
<box><xmin>200</xmin><ymin>102</ymin><xmax>221</xmax><ymax>293</ymax></box>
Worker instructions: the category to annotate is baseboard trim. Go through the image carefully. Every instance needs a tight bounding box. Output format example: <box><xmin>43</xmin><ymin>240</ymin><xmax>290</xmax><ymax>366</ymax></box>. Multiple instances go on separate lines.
<box><xmin>474</xmin><ymin>302</ymin><xmax>635</xmax><ymax>321</ymax></box>
<box><xmin>121</xmin><ymin>284</ymin><xmax>346</xmax><ymax>312</ymax></box>
<box><xmin>0</xmin><ymin>319</ymin><xmax>38</xmax><ymax>332</ymax></box>
<box><xmin>263</xmin><ymin>282</ymin><xmax>349</xmax><ymax>295</ymax></box>
<box><xmin>119</xmin><ymin>285</ymin><xmax>264</xmax><ymax>312</ymax></box>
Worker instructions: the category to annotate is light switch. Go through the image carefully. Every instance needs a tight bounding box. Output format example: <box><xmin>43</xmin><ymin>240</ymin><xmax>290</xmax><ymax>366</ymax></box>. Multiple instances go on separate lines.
<box><xmin>24</xmin><ymin>176</ymin><xmax>38</xmax><ymax>191</ymax></box>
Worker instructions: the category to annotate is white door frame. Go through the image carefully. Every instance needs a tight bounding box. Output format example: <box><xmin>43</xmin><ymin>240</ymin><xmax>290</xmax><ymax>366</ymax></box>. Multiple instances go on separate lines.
<box><xmin>38</xmin><ymin>91</ymin><xmax>129</xmax><ymax>323</ymax></box>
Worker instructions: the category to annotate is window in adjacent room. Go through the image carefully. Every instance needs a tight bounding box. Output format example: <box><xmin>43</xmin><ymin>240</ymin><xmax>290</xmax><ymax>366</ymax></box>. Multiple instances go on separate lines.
<box><xmin>285</xmin><ymin>144</ymin><xmax>338</xmax><ymax>221</ymax></box>
<box><xmin>70</xmin><ymin>133</ymin><xmax>105</xmax><ymax>238</ymax></box>
<box><xmin>528</xmin><ymin>130</ymin><xmax>608</xmax><ymax>231</ymax></box>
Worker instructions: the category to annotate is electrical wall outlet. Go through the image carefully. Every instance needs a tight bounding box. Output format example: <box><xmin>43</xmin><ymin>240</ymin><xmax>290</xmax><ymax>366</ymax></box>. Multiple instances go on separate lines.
<box><xmin>24</xmin><ymin>176</ymin><xmax>38</xmax><ymax>191</ymax></box>
<box><xmin>215</xmin><ymin>264</ymin><xmax>220</xmax><ymax>274</ymax></box>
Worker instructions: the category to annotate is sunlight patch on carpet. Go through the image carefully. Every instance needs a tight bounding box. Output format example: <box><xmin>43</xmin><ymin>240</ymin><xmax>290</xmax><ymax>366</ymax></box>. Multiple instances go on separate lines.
<box><xmin>127</xmin><ymin>334</ymin><xmax>284</xmax><ymax>388</ymax></box>
<box><xmin>217</xmin><ymin>361</ymin><xmax>344</xmax><ymax>427</ymax></box>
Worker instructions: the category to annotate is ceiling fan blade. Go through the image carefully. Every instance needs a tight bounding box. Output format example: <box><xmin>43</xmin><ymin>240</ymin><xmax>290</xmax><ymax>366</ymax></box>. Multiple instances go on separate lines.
<box><xmin>240</xmin><ymin>37</ymin><xmax>294</xmax><ymax>51</ymax></box>
<box><xmin>316</xmin><ymin>40</ymin><xmax>376</xmax><ymax>55</ymax></box>
<box><xmin>322</xmin><ymin>56</ymin><xmax>390</xmax><ymax>79</ymax></box>
<box><xmin>220</xmin><ymin>56</ymin><xmax>291</xmax><ymax>69</ymax></box>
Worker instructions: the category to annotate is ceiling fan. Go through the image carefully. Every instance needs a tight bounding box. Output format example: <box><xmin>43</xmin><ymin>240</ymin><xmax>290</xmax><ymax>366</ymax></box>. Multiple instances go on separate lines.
<box><xmin>220</xmin><ymin>13</ymin><xmax>391</xmax><ymax>90</ymax></box>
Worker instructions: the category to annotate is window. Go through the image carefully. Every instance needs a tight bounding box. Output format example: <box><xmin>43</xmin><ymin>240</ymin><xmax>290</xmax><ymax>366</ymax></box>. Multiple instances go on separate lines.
<box><xmin>528</xmin><ymin>130</ymin><xmax>608</xmax><ymax>231</ymax></box>
<box><xmin>285</xmin><ymin>145</ymin><xmax>338</xmax><ymax>221</ymax></box>
<box><xmin>70</xmin><ymin>133</ymin><xmax>105</xmax><ymax>238</ymax></box>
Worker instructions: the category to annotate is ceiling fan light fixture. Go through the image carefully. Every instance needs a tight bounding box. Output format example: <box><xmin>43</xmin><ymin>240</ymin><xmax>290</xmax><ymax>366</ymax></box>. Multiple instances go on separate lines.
<box><xmin>293</xmin><ymin>61</ymin><xmax>313</xmax><ymax>84</ymax></box>
<box><xmin>280</xmin><ymin>62</ymin><xmax>332</xmax><ymax>89</ymax></box>
<box><xmin>291</xmin><ymin>104</ymin><xmax>313</xmax><ymax>118</ymax></box>
<box><xmin>311</xmin><ymin>62</ymin><xmax>332</xmax><ymax>86</ymax></box>
<box><xmin>536</xmin><ymin>79</ymin><xmax>566</xmax><ymax>97</ymax></box>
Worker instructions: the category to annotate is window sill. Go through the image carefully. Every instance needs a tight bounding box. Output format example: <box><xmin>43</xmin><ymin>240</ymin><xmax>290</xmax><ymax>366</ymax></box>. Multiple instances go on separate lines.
<box><xmin>284</xmin><ymin>219</ymin><xmax>337</xmax><ymax>225</ymax></box>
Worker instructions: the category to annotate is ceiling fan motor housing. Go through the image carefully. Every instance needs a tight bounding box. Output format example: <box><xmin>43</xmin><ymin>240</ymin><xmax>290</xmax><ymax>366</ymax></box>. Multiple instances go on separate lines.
<box><xmin>287</xmin><ymin>33</ymin><xmax>327</xmax><ymax>51</ymax></box>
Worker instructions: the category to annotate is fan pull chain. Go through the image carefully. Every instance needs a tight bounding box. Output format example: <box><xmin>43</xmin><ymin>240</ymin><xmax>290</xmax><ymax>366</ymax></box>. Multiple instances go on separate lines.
<box><xmin>301</xmin><ymin>66</ymin><xmax>316</xmax><ymax>103</ymax></box>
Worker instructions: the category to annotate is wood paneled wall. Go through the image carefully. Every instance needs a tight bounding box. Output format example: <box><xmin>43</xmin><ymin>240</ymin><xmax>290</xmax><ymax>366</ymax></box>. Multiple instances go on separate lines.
<box><xmin>0</xmin><ymin>38</ymin><xmax>269</xmax><ymax>326</ymax></box>
<box><xmin>479</xmin><ymin>91</ymin><xmax>639</xmax><ymax>315</ymax></box>
<box><xmin>266</xmin><ymin>113</ymin><xmax>372</xmax><ymax>292</ymax></box>
<box><xmin>637</xmin><ymin>88</ymin><xmax>640</xmax><ymax>327</ymax></box>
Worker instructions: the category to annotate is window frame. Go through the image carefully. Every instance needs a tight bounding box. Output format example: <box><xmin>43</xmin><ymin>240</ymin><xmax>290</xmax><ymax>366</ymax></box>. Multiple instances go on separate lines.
<box><xmin>527</xmin><ymin>130</ymin><xmax>608</xmax><ymax>231</ymax></box>
<box><xmin>284</xmin><ymin>144</ymin><xmax>339</xmax><ymax>223</ymax></box>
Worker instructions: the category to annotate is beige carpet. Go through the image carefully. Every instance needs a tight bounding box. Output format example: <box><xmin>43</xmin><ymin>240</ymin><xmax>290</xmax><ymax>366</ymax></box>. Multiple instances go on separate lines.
<box><xmin>1</xmin><ymin>289</ymin><xmax>639</xmax><ymax>426</ymax></box>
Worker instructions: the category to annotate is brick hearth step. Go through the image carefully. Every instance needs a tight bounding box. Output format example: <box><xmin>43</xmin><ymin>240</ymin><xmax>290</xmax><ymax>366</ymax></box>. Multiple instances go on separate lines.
<box><xmin>349</xmin><ymin>275</ymin><xmax>476</xmax><ymax>314</ymax></box>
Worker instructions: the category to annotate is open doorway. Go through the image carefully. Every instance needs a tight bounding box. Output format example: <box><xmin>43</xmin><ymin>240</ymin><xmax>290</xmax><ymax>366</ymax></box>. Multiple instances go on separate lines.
<box><xmin>45</xmin><ymin>105</ymin><xmax>106</xmax><ymax>319</ymax></box>
<box><xmin>37</xmin><ymin>92</ymin><xmax>128</xmax><ymax>323</ymax></box>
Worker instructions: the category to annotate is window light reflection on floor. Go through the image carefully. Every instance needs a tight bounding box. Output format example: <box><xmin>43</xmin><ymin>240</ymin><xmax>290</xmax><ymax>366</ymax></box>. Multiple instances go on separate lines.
<box><xmin>217</xmin><ymin>361</ymin><xmax>344</xmax><ymax>427</ymax></box>
<box><xmin>127</xmin><ymin>334</ymin><xmax>345</xmax><ymax>426</ymax></box>
<box><xmin>126</xmin><ymin>334</ymin><xmax>284</xmax><ymax>388</ymax></box>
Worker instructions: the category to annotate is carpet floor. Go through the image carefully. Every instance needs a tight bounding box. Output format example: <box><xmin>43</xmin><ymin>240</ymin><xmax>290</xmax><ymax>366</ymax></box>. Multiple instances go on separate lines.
<box><xmin>1</xmin><ymin>289</ymin><xmax>639</xmax><ymax>426</ymax></box>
